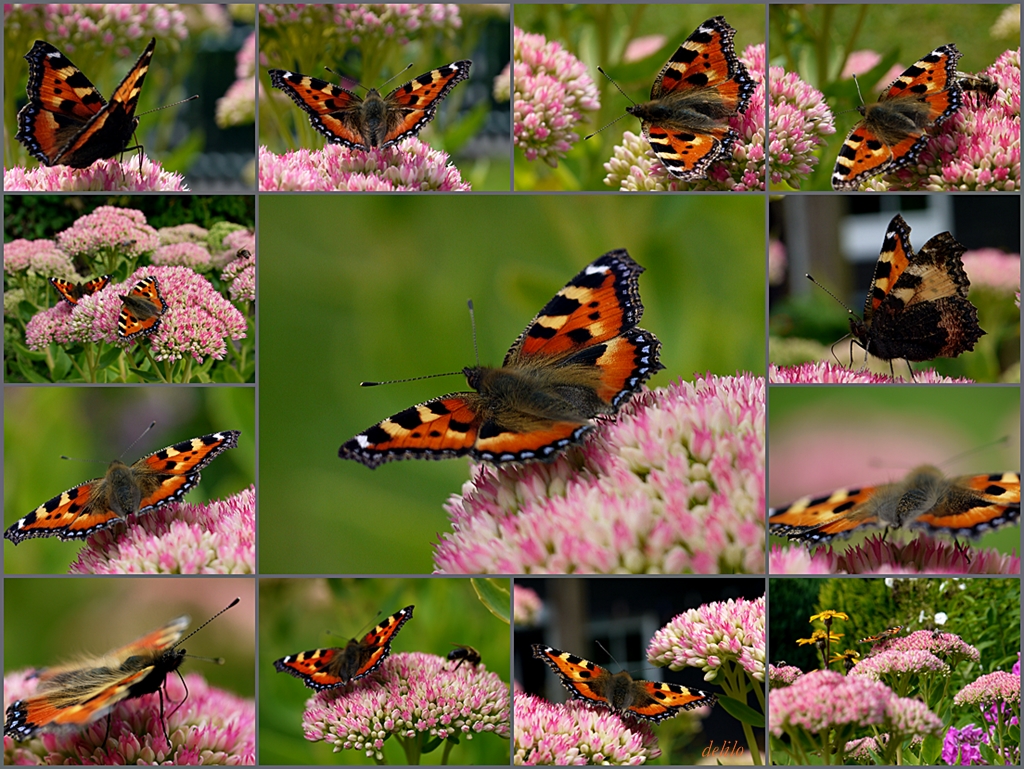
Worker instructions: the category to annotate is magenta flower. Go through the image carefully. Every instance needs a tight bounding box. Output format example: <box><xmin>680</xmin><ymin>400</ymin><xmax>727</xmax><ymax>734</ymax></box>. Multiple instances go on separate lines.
<box><xmin>513</xmin><ymin>27</ymin><xmax>600</xmax><ymax>167</ymax></box>
<box><xmin>942</xmin><ymin>723</ymin><xmax>988</xmax><ymax>765</ymax></box>
<box><xmin>433</xmin><ymin>375</ymin><xmax>765</xmax><ymax>575</ymax></box>
<box><xmin>768</xmin><ymin>663</ymin><xmax>803</xmax><ymax>689</ymax></box>
<box><xmin>513</xmin><ymin>693</ymin><xmax>660</xmax><ymax>765</ymax></box>
<box><xmin>768</xmin><ymin>64</ymin><xmax>836</xmax><ymax>188</ymax></box>
<box><xmin>55</xmin><ymin>206</ymin><xmax>159</xmax><ymax>259</ymax></box>
<box><xmin>151</xmin><ymin>243</ymin><xmax>213</xmax><ymax>271</ymax></box>
<box><xmin>221</xmin><ymin>250</ymin><xmax>256</xmax><ymax>303</ymax></box>
<box><xmin>769</xmin><ymin>361</ymin><xmax>974</xmax><ymax>384</ymax></box>
<box><xmin>862</xmin><ymin>48</ymin><xmax>1020</xmax><ymax>191</ymax></box>
<box><xmin>299</xmin><ymin>652</ymin><xmax>508</xmax><ymax>762</ymax></box>
<box><xmin>513</xmin><ymin>586</ymin><xmax>543</xmax><ymax>627</ymax></box>
<box><xmin>4</xmin><ymin>156</ymin><xmax>189</xmax><ymax>192</ymax></box>
<box><xmin>3</xmin><ymin>239</ymin><xmax>76</xmax><ymax>278</ymax></box>
<box><xmin>3</xmin><ymin>672</ymin><xmax>254</xmax><ymax>766</ymax></box>
<box><xmin>840</xmin><ymin>51</ymin><xmax>883</xmax><ymax>80</ymax></box>
<box><xmin>604</xmin><ymin>44</ymin><xmax>766</xmax><ymax>191</ymax></box>
<box><xmin>258</xmin><ymin>141</ymin><xmax>470</xmax><ymax>191</ymax></box>
<box><xmin>961</xmin><ymin>248</ymin><xmax>1022</xmax><ymax>295</ymax></box>
<box><xmin>158</xmin><ymin>224</ymin><xmax>209</xmax><ymax>245</ymax></box>
<box><xmin>68</xmin><ymin>485</ymin><xmax>255</xmax><ymax>575</ymax></box>
<box><xmin>216</xmin><ymin>31</ymin><xmax>256</xmax><ymax>128</ymax></box>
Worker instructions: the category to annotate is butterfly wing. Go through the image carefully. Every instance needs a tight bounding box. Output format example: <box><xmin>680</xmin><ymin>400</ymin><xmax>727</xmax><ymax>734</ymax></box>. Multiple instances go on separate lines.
<box><xmin>532</xmin><ymin>644</ymin><xmax>615</xmax><ymax>703</ymax></box>
<box><xmin>910</xmin><ymin>473</ymin><xmax>1020</xmax><ymax>537</ymax></box>
<box><xmin>377</xmin><ymin>61</ymin><xmax>472</xmax><ymax>148</ymax></box>
<box><xmin>268</xmin><ymin>69</ymin><xmax>369</xmax><ymax>149</ymax></box>
<box><xmin>117</xmin><ymin>276</ymin><xmax>167</xmax><ymax>339</ymax></box>
<box><xmin>132</xmin><ymin>430</ymin><xmax>242</xmax><ymax>513</ymax></box>
<box><xmin>50</xmin><ymin>275</ymin><xmax>112</xmax><ymax>306</ymax></box>
<box><xmin>628</xmin><ymin>680</ymin><xmax>717</xmax><ymax>722</ymax></box>
<box><xmin>832</xmin><ymin>44</ymin><xmax>962</xmax><ymax>189</ymax></box>
<box><xmin>3</xmin><ymin>478</ymin><xmax>120</xmax><ymax>544</ymax></box>
<box><xmin>273</xmin><ymin>647</ymin><xmax>349</xmax><ymax>691</ymax></box>
<box><xmin>768</xmin><ymin>484</ymin><xmax>884</xmax><ymax>542</ymax></box>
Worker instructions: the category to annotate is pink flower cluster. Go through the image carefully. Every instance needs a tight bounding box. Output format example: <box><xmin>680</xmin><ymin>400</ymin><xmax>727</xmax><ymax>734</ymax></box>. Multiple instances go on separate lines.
<box><xmin>222</xmin><ymin>250</ymin><xmax>256</xmax><ymax>304</ymax></box>
<box><xmin>513</xmin><ymin>693</ymin><xmax>659</xmax><ymax>765</ymax></box>
<box><xmin>769</xmin><ymin>361</ymin><xmax>973</xmax><ymax>384</ymax></box>
<box><xmin>868</xmin><ymin>48</ymin><xmax>1020</xmax><ymax>191</ymax></box>
<box><xmin>513</xmin><ymin>27</ymin><xmax>600</xmax><ymax>166</ymax></box>
<box><xmin>849</xmin><ymin>649</ymin><xmax>950</xmax><ymax>681</ymax></box>
<box><xmin>3</xmin><ymin>672</ymin><xmax>254</xmax><ymax>766</ymax></box>
<box><xmin>151</xmin><ymin>242</ymin><xmax>213</xmax><ymax>270</ymax></box>
<box><xmin>158</xmin><ymin>223</ymin><xmax>209</xmax><ymax>245</ymax></box>
<box><xmin>3</xmin><ymin>239</ymin><xmax>76</xmax><ymax>278</ymax></box>
<box><xmin>216</xmin><ymin>31</ymin><xmax>257</xmax><ymax>128</ymax></box>
<box><xmin>258</xmin><ymin>140</ymin><xmax>470</xmax><ymax>191</ymax></box>
<box><xmin>769</xmin><ymin>663</ymin><xmax>803</xmax><ymax>689</ymax></box>
<box><xmin>213</xmin><ymin>227</ymin><xmax>256</xmax><ymax>269</ymax></box>
<box><xmin>605</xmin><ymin>44</ymin><xmax>767</xmax><ymax>191</ymax></box>
<box><xmin>955</xmin><ymin>671</ymin><xmax>1021</xmax><ymax>709</ymax></box>
<box><xmin>4</xmin><ymin>155</ymin><xmax>189</xmax><ymax>192</ymax></box>
<box><xmin>433</xmin><ymin>375</ymin><xmax>765</xmax><ymax>574</ymax></box>
<box><xmin>260</xmin><ymin>4</ymin><xmax>462</xmax><ymax>46</ymax></box>
<box><xmin>961</xmin><ymin>248</ymin><xmax>1022</xmax><ymax>295</ymax></box>
<box><xmin>513</xmin><ymin>586</ymin><xmax>543</xmax><ymax>627</ymax></box>
<box><xmin>69</xmin><ymin>485</ymin><xmax>255</xmax><ymax>575</ymax></box>
<box><xmin>3</xmin><ymin>5</ymin><xmax>189</xmax><ymax>52</ymax></box>
<box><xmin>301</xmin><ymin>652</ymin><xmax>508</xmax><ymax>760</ymax></box>
<box><xmin>648</xmin><ymin>595</ymin><xmax>765</xmax><ymax>683</ymax></box>
<box><xmin>768</xmin><ymin>64</ymin><xmax>836</xmax><ymax>188</ymax></box>
<box><xmin>55</xmin><ymin>206</ymin><xmax>159</xmax><ymax>259</ymax></box>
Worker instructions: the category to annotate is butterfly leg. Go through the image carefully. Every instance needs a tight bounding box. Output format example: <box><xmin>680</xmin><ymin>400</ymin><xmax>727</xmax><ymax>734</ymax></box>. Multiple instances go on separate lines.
<box><xmin>953</xmin><ymin>538</ymin><xmax>973</xmax><ymax>565</ymax></box>
<box><xmin>157</xmin><ymin>688</ymin><xmax>171</xmax><ymax>747</ymax></box>
<box><xmin>102</xmin><ymin>711</ymin><xmax>113</xmax><ymax>746</ymax></box>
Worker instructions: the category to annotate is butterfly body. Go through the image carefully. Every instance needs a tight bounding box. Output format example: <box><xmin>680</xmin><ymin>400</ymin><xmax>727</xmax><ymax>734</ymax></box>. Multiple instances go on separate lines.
<box><xmin>269</xmin><ymin>61</ymin><xmax>471</xmax><ymax>151</ymax></box>
<box><xmin>768</xmin><ymin>465</ymin><xmax>1020</xmax><ymax>543</ymax></box>
<box><xmin>447</xmin><ymin>644</ymin><xmax>481</xmax><ymax>670</ymax></box>
<box><xmin>832</xmin><ymin>44</ymin><xmax>962</xmax><ymax>189</ymax></box>
<box><xmin>340</xmin><ymin>250</ymin><xmax>662</xmax><ymax>468</ymax></box>
<box><xmin>16</xmin><ymin>38</ymin><xmax>154</xmax><ymax>168</ymax></box>
<box><xmin>274</xmin><ymin>605</ymin><xmax>414</xmax><ymax>691</ymax></box>
<box><xmin>848</xmin><ymin>214</ymin><xmax>983</xmax><ymax>366</ymax></box>
<box><xmin>4</xmin><ymin>615</ymin><xmax>189</xmax><ymax>740</ymax></box>
<box><xmin>532</xmin><ymin>644</ymin><xmax>716</xmax><ymax>723</ymax></box>
<box><xmin>50</xmin><ymin>275</ymin><xmax>111</xmax><ymax>306</ymax></box>
<box><xmin>626</xmin><ymin>16</ymin><xmax>754</xmax><ymax>180</ymax></box>
<box><xmin>117</xmin><ymin>276</ymin><xmax>167</xmax><ymax>340</ymax></box>
<box><xmin>4</xmin><ymin>430</ymin><xmax>241</xmax><ymax>544</ymax></box>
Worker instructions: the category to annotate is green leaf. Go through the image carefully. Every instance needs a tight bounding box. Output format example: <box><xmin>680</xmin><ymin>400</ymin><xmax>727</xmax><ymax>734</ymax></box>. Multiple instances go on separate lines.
<box><xmin>52</xmin><ymin>347</ymin><xmax>73</xmax><ymax>380</ymax></box>
<box><xmin>11</xmin><ymin>340</ymin><xmax>47</xmax><ymax>361</ymax></box>
<box><xmin>17</xmin><ymin>360</ymin><xmax>50</xmax><ymax>383</ymax></box>
<box><xmin>129</xmin><ymin>366</ymin><xmax>162</xmax><ymax>382</ymax></box>
<box><xmin>715</xmin><ymin>695</ymin><xmax>764</xmax><ymax>727</ymax></box>
<box><xmin>920</xmin><ymin>734</ymin><xmax>943</xmax><ymax>765</ymax></box>
<box><xmin>471</xmin><ymin>578</ymin><xmax>510</xmax><ymax>623</ymax></box>
<box><xmin>421</xmin><ymin>736</ymin><xmax>444</xmax><ymax>753</ymax></box>
<box><xmin>96</xmin><ymin>345</ymin><xmax>124</xmax><ymax>371</ymax></box>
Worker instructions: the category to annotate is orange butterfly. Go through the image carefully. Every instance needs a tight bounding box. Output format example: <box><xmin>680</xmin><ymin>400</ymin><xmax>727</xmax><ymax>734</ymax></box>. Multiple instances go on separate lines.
<box><xmin>532</xmin><ymin>644</ymin><xmax>716</xmax><ymax>723</ymax></box>
<box><xmin>274</xmin><ymin>605</ymin><xmax>414</xmax><ymax>691</ymax></box>
<box><xmin>117</xmin><ymin>276</ymin><xmax>167</xmax><ymax>340</ymax></box>
<box><xmin>859</xmin><ymin>626</ymin><xmax>903</xmax><ymax>644</ymax></box>
<box><xmin>50</xmin><ymin>275</ymin><xmax>111</xmax><ymax>306</ymax></box>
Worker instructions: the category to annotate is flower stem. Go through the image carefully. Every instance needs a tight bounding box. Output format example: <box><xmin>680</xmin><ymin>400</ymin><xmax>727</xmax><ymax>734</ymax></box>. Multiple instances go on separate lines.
<box><xmin>440</xmin><ymin>738</ymin><xmax>454</xmax><ymax>765</ymax></box>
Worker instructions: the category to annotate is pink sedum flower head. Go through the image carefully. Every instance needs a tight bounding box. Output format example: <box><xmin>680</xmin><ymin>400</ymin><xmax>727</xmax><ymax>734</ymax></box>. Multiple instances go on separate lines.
<box><xmin>849</xmin><ymin>649</ymin><xmax>950</xmax><ymax>682</ymax></box>
<box><xmin>4</xmin><ymin>155</ymin><xmax>189</xmax><ymax>192</ymax></box>
<box><xmin>3</xmin><ymin>239</ymin><xmax>76</xmax><ymax>278</ymax></box>
<box><xmin>769</xmin><ymin>663</ymin><xmax>803</xmax><ymax>689</ymax></box>
<box><xmin>68</xmin><ymin>486</ymin><xmax>255</xmax><ymax>575</ymax></box>
<box><xmin>56</xmin><ymin>206</ymin><xmax>159</xmax><ymax>259</ymax></box>
<box><xmin>260</xmin><ymin>4</ymin><xmax>462</xmax><ymax>48</ymax></box>
<box><xmin>151</xmin><ymin>243</ymin><xmax>213</xmax><ymax>271</ymax></box>
<box><xmin>647</xmin><ymin>596</ymin><xmax>765</xmax><ymax>683</ymax></box>
<box><xmin>768</xmin><ymin>543</ymin><xmax>834</xmax><ymax>574</ymax></box>
<box><xmin>513</xmin><ymin>27</ymin><xmax>600</xmax><ymax>167</ymax></box>
<box><xmin>513</xmin><ymin>586</ymin><xmax>543</xmax><ymax>627</ymax></box>
<box><xmin>221</xmin><ymin>251</ymin><xmax>256</xmax><ymax>304</ymax></box>
<box><xmin>433</xmin><ymin>375</ymin><xmax>765</xmax><ymax>575</ymax></box>
<box><xmin>769</xmin><ymin>361</ymin><xmax>974</xmax><ymax>384</ymax></box>
<box><xmin>2</xmin><ymin>5</ymin><xmax>189</xmax><ymax>51</ymax></box>
<box><xmin>513</xmin><ymin>692</ymin><xmax>660</xmax><ymax>765</ymax></box>
<box><xmin>861</xmin><ymin>48</ymin><xmax>1020</xmax><ymax>191</ymax></box>
<box><xmin>954</xmin><ymin>671</ymin><xmax>1021</xmax><ymax>709</ymax></box>
<box><xmin>216</xmin><ymin>31</ymin><xmax>257</xmax><ymax>128</ymax></box>
<box><xmin>258</xmin><ymin>140</ymin><xmax>470</xmax><ymax>191</ymax></box>
<box><xmin>299</xmin><ymin>652</ymin><xmax>508</xmax><ymax>761</ymax></box>
<box><xmin>158</xmin><ymin>224</ymin><xmax>209</xmax><ymax>246</ymax></box>
<box><xmin>768</xmin><ymin>65</ymin><xmax>837</xmax><ymax>188</ymax></box>
<box><xmin>961</xmin><ymin>248</ymin><xmax>1022</xmax><ymax>295</ymax></box>
<box><xmin>870</xmin><ymin>630</ymin><xmax>980</xmax><ymax>667</ymax></box>
<box><xmin>605</xmin><ymin>44</ymin><xmax>767</xmax><ymax>191</ymax></box>
<box><xmin>2</xmin><ymin>672</ymin><xmax>255</xmax><ymax>766</ymax></box>
<box><xmin>493</xmin><ymin>62</ymin><xmax>510</xmax><ymax>103</ymax></box>
<box><xmin>770</xmin><ymin>669</ymin><xmax>891</xmax><ymax>737</ymax></box>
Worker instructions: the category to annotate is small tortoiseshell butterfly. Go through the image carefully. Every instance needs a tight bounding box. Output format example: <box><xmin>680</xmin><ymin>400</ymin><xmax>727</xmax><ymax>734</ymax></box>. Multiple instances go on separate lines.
<box><xmin>4</xmin><ymin>430</ymin><xmax>241</xmax><ymax>544</ymax></box>
<box><xmin>274</xmin><ymin>605</ymin><xmax>414</xmax><ymax>691</ymax></box>
<box><xmin>339</xmin><ymin>250</ymin><xmax>662</xmax><ymax>468</ymax></box>
<box><xmin>768</xmin><ymin>466</ymin><xmax>1020</xmax><ymax>544</ymax></box>
<box><xmin>832</xmin><ymin>44</ymin><xmax>962</xmax><ymax>190</ymax></box>
<box><xmin>4</xmin><ymin>599</ymin><xmax>238</xmax><ymax>746</ymax></box>
<box><xmin>15</xmin><ymin>38</ymin><xmax>154</xmax><ymax>168</ymax></box>
<box><xmin>117</xmin><ymin>276</ymin><xmax>167</xmax><ymax>340</ymax></box>
<box><xmin>846</xmin><ymin>214</ymin><xmax>984</xmax><ymax>370</ymax></box>
<box><xmin>50</xmin><ymin>275</ymin><xmax>111</xmax><ymax>306</ymax></box>
<box><xmin>268</xmin><ymin>60</ymin><xmax>471</xmax><ymax>151</ymax></box>
<box><xmin>447</xmin><ymin>644</ymin><xmax>481</xmax><ymax>671</ymax></box>
<box><xmin>623</xmin><ymin>16</ymin><xmax>755</xmax><ymax>181</ymax></box>
<box><xmin>532</xmin><ymin>644</ymin><xmax>717</xmax><ymax>723</ymax></box>
<box><xmin>858</xmin><ymin>626</ymin><xmax>903</xmax><ymax>644</ymax></box>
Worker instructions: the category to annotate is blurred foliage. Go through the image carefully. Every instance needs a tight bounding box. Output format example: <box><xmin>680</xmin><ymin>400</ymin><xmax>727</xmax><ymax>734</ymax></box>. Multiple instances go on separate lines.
<box><xmin>259</xmin><ymin>6</ymin><xmax>511</xmax><ymax>190</ymax></box>
<box><xmin>4</xmin><ymin>577</ymin><xmax>256</xmax><ymax>697</ymax></box>
<box><xmin>258</xmin><ymin>195</ymin><xmax>765</xmax><ymax>574</ymax></box>
<box><xmin>513</xmin><ymin>4</ymin><xmax>765</xmax><ymax>190</ymax></box>
<box><xmin>260</xmin><ymin>577</ymin><xmax>511</xmax><ymax>765</ymax></box>
<box><xmin>4</xmin><ymin>196</ymin><xmax>256</xmax><ymax>383</ymax></box>
<box><xmin>3</xmin><ymin>386</ymin><xmax>255</xmax><ymax>574</ymax></box>
<box><xmin>768</xmin><ymin>4</ymin><xmax>1014</xmax><ymax>191</ymax></box>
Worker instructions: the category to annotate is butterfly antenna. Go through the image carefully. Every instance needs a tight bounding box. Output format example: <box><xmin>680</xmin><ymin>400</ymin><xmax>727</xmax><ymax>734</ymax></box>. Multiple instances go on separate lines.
<box><xmin>360</xmin><ymin>370</ymin><xmax>464</xmax><ymax>387</ymax></box>
<box><xmin>584</xmin><ymin>67</ymin><xmax>636</xmax><ymax>140</ymax></box>
<box><xmin>851</xmin><ymin>73</ymin><xmax>866</xmax><ymax>107</ymax></box>
<box><xmin>468</xmin><ymin>299</ymin><xmax>481</xmax><ymax>367</ymax></box>
<box><xmin>377</xmin><ymin>63</ymin><xmax>415</xmax><ymax>90</ymax></box>
<box><xmin>324</xmin><ymin>65</ymin><xmax>364</xmax><ymax>92</ymax></box>
<box><xmin>173</xmin><ymin>597</ymin><xmax>240</xmax><ymax>649</ymax></box>
<box><xmin>806</xmin><ymin>274</ymin><xmax>855</xmax><ymax>315</ymax></box>
<box><xmin>135</xmin><ymin>94</ymin><xmax>199</xmax><ymax>118</ymax></box>
<box><xmin>60</xmin><ymin>420</ymin><xmax>159</xmax><ymax>463</ymax></box>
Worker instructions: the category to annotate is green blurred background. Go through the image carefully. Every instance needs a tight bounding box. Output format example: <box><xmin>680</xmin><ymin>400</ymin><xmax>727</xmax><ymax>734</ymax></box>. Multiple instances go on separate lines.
<box><xmin>514</xmin><ymin>4</ymin><xmax>765</xmax><ymax>191</ymax></box>
<box><xmin>3</xmin><ymin>386</ymin><xmax>254</xmax><ymax>573</ymax></box>
<box><xmin>769</xmin><ymin>387</ymin><xmax>1021</xmax><ymax>555</ymax></box>
<box><xmin>259</xmin><ymin>195</ymin><xmax>766</xmax><ymax>574</ymax></box>
<box><xmin>769</xmin><ymin>4</ymin><xmax>1017</xmax><ymax>191</ymax></box>
<box><xmin>4</xmin><ymin>577</ymin><xmax>255</xmax><ymax>698</ymax></box>
<box><xmin>259</xmin><ymin>577</ymin><xmax>510</xmax><ymax>765</ymax></box>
